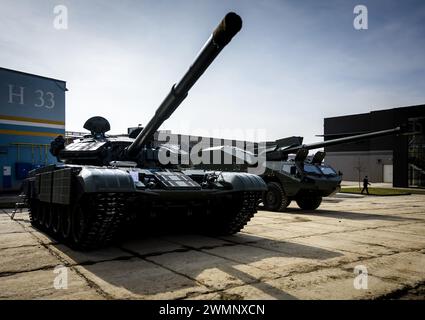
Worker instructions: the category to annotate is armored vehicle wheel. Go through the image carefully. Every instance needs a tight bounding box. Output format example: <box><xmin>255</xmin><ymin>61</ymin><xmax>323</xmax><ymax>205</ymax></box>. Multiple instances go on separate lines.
<box><xmin>296</xmin><ymin>196</ymin><xmax>322</xmax><ymax>210</ymax></box>
<box><xmin>204</xmin><ymin>192</ymin><xmax>259</xmax><ymax>235</ymax></box>
<box><xmin>262</xmin><ymin>182</ymin><xmax>291</xmax><ymax>212</ymax></box>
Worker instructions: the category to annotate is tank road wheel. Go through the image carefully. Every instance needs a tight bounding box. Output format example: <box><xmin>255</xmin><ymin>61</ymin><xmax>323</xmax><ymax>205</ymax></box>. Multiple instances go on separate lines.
<box><xmin>262</xmin><ymin>182</ymin><xmax>291</xmax><ymax>212</ymax></box>
<box><xmin>51</xmin><ymin>205</ymin><xmax>61</xmax><ymax>235</ymax></box>
<box><xmin>29</xmin><ymin>200</ymin><xmax>41</xmax><ymax>227</ymax></box>
<box><xmin>70</xmin><ymin>194</ymin><xmax>126</xmax><ymax>250</ymax></box>
<box><xmin>296</xmin><ymin>196</ymin><xmax>322</xmax><ymax>210</ymax></box>
<box><xmin>61</xmin><ymin>206</ymin><xmax>72</xmax><ymax>240</ymax></box>
<box><xmin>38</xmin><ymin>204</ymin><xmax>50</xmax><ymax>230</ymax></box>
<box><xmin>72</xmin><ymin>205</ymin><xmax>87</xmax><ymax>245</ymax></box>
<box><xmin>43</xmin><ymin>206</ymin><xmax>53</xmax><ymax>231</ymax></box>
<box><xmin>204</xmin><ymin>192</ymin><xmax>260</xmax><ymax>235</ymax></box>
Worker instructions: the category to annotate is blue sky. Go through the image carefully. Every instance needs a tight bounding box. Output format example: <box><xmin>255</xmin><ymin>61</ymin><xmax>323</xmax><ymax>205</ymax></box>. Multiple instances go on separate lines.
<box><xmin>1</xmin><ymin>0</ymin><xmax>424</xmax><ymax>143</ymax></box>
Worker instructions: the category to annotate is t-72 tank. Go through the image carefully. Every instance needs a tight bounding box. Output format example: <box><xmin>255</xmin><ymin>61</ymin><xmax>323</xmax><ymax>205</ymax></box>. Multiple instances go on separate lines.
<box><xmin>23</xmin><ymin>12</ymin><xmax>266</xmax><ymax>250</ymax></box>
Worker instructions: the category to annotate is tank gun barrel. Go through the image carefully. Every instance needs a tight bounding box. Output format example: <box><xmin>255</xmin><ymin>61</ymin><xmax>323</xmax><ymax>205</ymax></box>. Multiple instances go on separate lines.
<box><xmin>126</xmin><ymin>12</ymin><xmax>242</xmax><ymax>158</ymax></box>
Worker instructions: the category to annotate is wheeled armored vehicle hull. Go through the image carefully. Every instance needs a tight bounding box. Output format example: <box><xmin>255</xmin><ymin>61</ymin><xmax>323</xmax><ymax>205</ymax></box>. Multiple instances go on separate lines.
<box><xmin>261</xmin><ymin>127</ymin><xmax>408</xmax><ymax>211</ymax></box>
<box><xmin>23</xmin><ymin>13</ymin><xmax>266</xmax><ymax>250</ymax></box>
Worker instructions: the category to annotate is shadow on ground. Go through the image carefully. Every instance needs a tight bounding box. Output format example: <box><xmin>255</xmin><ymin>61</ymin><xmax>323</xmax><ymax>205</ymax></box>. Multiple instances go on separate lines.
<box><xmin>48</xmin><ymin>221</ymin><xmax>343</xmax><ymax>299</ymax></box>
<box><xmin>283</xmin><ymin>207</ymin><xmax>420</xmax><ymax>222</ymax></box>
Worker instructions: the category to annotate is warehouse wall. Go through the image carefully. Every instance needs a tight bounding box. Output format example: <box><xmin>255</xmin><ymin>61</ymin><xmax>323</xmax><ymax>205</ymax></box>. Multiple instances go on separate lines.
<box><xmin>324</xmin><ymin>105</ymin><xmax>425</xmax><ymax>187</ymax></box>
<box><xmin>0</xmin><ymin>68</ymin><xmax>66</xmax><ymax>191</ymax></box>
<box><xmin>325</xmin><ymin>150</ymin><xmax>393</xmax><ymax>183</ymax></box>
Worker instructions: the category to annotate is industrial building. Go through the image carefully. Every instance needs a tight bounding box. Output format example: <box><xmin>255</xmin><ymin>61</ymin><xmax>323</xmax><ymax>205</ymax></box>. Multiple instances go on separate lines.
<box><xmin>324</xmin><ymin>105</ymin><xmax>425</xmax><ymax>188</ymax></box>
<box><xmin>0</xmin><ymin>67</ymin><xmax>66</xmax><ymax>191</ymax></box>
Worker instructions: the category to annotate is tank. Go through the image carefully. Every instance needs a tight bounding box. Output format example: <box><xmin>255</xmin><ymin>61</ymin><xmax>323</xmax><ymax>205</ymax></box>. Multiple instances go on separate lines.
<box><xmin>23</xmin><ymin>12</ymin><xmax>267</xmax><ymax>250</ymax></box>
<box><xmin>198</xmin><ymin>126</ymin><xmax>410</xmax><ymax>211</ymax></box>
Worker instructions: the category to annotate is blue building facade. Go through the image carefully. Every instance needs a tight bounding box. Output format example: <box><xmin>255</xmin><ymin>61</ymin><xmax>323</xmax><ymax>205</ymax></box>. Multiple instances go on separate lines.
<box><xmin>0</xmin><ymin>68</ymin><xmax>66</xmax><ymax>191</ymax></box>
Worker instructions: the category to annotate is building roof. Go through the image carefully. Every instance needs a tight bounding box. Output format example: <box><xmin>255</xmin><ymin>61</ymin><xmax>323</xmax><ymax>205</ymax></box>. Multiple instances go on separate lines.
<box><xmin>325</xmin><ymin>104</ymin><xmax>425</xmax><ymax>121</ymax></box>
<box><xmin>0</xmin><ymin>67</ymin><xmax>67</xmax><ymax>85</ymax></box>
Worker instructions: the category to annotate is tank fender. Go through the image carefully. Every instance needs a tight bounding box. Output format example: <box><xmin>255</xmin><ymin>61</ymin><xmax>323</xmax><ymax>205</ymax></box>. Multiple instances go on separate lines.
<box><xmin>77</xmin><ymin>168</ymin><xmax>135</xmax><ymax>193</ymax></box>
<box><xmin>219</xmin><ymin>172</ymin><xmax>267</xmax><ymax>192</ymax></box>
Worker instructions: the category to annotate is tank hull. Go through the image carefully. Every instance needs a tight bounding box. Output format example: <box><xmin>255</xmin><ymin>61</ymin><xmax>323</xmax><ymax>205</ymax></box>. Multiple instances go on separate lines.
<box><xmin>24</xmin><ymin>165</ymin><xmax>266</xmax><ymax>250</ymax></box>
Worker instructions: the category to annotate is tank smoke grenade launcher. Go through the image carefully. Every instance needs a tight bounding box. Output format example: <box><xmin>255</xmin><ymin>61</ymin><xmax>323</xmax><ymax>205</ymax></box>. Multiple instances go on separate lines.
<box><xmin>24</xmin><ymin>12</ymin><xmax>267</xmax><ymax>251</ymax></box>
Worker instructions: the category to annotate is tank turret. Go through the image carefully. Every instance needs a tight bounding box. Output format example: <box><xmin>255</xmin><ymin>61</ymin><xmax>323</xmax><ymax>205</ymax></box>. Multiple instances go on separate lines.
<box><xmin>57</xmin><ymin>12</ymin><xmax>243</xmax><ymax>166</ymax></box>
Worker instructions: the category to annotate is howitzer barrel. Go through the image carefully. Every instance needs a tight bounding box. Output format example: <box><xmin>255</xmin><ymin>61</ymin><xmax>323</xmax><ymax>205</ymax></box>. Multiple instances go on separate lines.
<box><xmin>304</xmin><ymin>126</ymin><xmax>404</xmax><ymax>150</ymax></box>
<box><xmin>280</xmin><ymin>126</ymin><xmax>404</xmax><ymax>155</ymax></box>
<box><xmin>126</xmin><ymin>12</ymin><xmax>242</xmax><ymax>157</ymax></box>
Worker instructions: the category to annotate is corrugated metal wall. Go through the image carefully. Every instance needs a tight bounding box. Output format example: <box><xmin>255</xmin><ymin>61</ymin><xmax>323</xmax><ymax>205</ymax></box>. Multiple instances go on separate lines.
<box><xmin>0</xmin><ymin>68</ymin><xmax>66</xmax><ymax>191</ymax></box>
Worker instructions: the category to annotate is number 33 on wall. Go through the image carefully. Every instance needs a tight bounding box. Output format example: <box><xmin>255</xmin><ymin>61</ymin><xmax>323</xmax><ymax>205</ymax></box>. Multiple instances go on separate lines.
<box><xmin>34</xmin><ymin>89</ymin><xmax>55</xmax><ymax>109</ymax></box>
<box><xmin>8</xmin><ymin>85</ymin><xmax>55</xmax><ymax>109</ymax></box>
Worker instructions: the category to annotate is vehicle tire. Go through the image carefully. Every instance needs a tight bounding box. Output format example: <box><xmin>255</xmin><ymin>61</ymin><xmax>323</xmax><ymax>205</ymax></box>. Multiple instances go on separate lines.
<box><xmin>262</xmin><ymin>182</ymin><xmax>291</xmax><ymax>212</ymax></box>
<box><xmin>296</xmin><ymin>196</ymin><xmax>322</xmax><ymax>210</ymax></box>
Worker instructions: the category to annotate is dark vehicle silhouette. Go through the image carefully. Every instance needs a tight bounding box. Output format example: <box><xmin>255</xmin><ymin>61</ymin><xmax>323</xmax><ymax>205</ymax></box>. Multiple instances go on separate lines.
<box><xmin>23</xmin><ymin>13</ymin><xmax>266</xmax><ymax>250</ymax></box>
<box><xmin>200</xmin><ymin>126</ymin><xmax>411</xmax><ymax>211</ymax></box>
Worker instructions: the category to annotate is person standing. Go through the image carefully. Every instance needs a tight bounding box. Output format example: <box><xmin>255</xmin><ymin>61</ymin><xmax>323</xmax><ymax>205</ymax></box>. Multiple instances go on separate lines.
<box><xmin>361</xmin><ymin>176</ymin><xmax>371</xmax><ymax>194</ymax></box>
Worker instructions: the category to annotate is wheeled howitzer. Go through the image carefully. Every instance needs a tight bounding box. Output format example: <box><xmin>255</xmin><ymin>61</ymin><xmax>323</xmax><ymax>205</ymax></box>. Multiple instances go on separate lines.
<box><xmin>260</xmin><ymin>125</ymin><xmax>414</xmax><ymax>211</ymax></box>
<box><xmin>198</xmin><ymin>125</ymin><xmax>412</xmax><ymax>212</ymax></box>
<box><xmin>24</xmin><ymin>13</ymin><xmax>266</xmax><ymax>250</ymax></box>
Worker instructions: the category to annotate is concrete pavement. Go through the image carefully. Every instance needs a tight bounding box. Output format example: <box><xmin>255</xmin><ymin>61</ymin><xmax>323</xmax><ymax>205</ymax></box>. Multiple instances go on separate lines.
<box><xmin>0</xmin><ymin>193</ymin><xmax>424</xmax><ymax>300</ymax></box>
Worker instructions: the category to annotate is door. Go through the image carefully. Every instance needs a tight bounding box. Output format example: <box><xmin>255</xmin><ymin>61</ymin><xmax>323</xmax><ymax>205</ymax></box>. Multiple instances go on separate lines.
<box><xmin>383</xmin><ymin>164</ymin><xmax>393</xmax><ymax>183</ymax></box>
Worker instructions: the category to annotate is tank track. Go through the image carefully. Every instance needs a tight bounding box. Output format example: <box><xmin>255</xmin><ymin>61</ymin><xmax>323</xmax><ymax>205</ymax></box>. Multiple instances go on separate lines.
<box><xmin>208</xmin><ymin>191</ymin><xmax>261</xmax><ymax>235</ymax></box>
<box><xmin>28</xmin><ymin>193</ymin><xmax>127</xmax><ymax>250</ymax></box>
<box><xmin>73</xmin><ymin>193</ymin><xmax>127</xmax><ymax>250</ymax></box>
<box><xmin>29</xmin><ymin>191</ymin><xmax>260</xmax><ymax>249</ymax></box>
<box><xmin>28</xmin><ymin>201</ymin><xmax>37</xmax><ymax>225</ymax></box>
<box><xmin>226</xmin><ymin>191</ymin><xmax>260</xmax><ymax>234</ymax></box>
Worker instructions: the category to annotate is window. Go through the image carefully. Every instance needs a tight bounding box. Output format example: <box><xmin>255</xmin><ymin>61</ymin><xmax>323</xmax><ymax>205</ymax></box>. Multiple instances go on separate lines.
<box><xmin>320</xmin><ymin>166</ymin><xmax>337</xmax><ymax>176</ymax></box>
<box><xmin>303</xmin><ymin>164</ymin><xmax>322</xmax><ymax>175</ymax></box>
